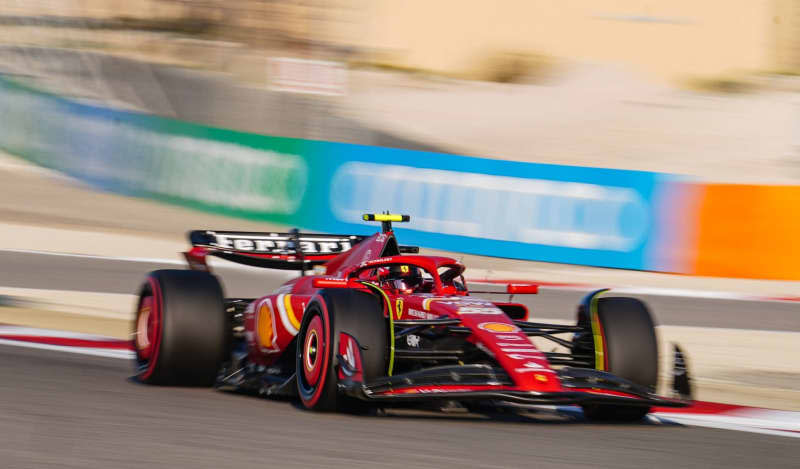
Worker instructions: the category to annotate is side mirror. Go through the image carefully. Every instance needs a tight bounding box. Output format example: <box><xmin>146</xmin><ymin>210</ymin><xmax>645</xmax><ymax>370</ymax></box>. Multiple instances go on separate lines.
<box><xmin>312</xmin><ymin>278</ymin><xmax>362</xmax><ymax>289</ymax></box>
<box><xmin>441</xmin><ymin>285</ymin><xmax>457</xmax><ymax>295</ymax></box>
<box><xmin>506</xmin><ymin>284</ymin><xmax>538</xmax><ymax>294</ymax></box>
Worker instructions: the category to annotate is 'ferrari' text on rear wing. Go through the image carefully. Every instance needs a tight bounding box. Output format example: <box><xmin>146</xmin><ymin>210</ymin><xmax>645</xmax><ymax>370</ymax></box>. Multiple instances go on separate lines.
<box><xmin>185</xmin><ymin>230</ymin><xmax>367</xmax><ymax>271</ymax></box>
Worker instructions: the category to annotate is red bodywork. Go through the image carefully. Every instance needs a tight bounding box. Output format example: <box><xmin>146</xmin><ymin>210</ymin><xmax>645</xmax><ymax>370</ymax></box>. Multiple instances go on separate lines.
<box><xmin>192</xmin><ymin>229</ymin><xmax>619</xmax><ymax>399</ymax></box>
<box><xmin>186</xmin><ymin>227</ymin><xmax>689</xmax><ymax>408</ymax></box>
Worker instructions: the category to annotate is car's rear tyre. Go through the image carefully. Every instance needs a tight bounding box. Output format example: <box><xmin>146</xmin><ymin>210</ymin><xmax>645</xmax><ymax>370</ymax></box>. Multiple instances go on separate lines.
<box><xmin>134</xmin><ymin>269</ymin><xmax>228</xmax><ymax>386</ymax></box>
<box><xmin>296</xmin><ymin>289</ymin><xmax>387</xmax><ymax>412</ymax></box>
<box><xmin>577</xmin><ymin>295</ymin><xmax>658</xmax><ymax>422</ymax></box>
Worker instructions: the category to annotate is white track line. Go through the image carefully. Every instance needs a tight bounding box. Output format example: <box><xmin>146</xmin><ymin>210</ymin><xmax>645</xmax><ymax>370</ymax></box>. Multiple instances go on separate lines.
<box><xmin>0</xmin><ymin>338</ymin><xmax>134</xmax><ymax>359</ymax></box>
<box><xmin>0</xmin><ymin>248</ymin><xmax>298</xmax><ymax>277</ymax></box>
<box><xmin>0</xmin><ymin>325</ymin><xmax>124</xmax><ymax>339</ymax></box>
<box><xmin>1</xmin><ymin>326</ymin><xmax>799</xmax><ymax>438</ymax></box>
<box><xmin>651</xmin><ymin>412</ymin><xmax>800</xmax><ymax>439</ymax></box>
<box><xmin>0</xmin><ymin>248</ymin><xmax>186</xmax><ymax>265</ymax></box>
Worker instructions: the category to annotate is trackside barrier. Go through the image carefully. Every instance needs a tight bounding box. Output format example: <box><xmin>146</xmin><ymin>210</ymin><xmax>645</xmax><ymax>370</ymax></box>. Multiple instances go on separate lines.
<box><xmin>1</xmin><ymin>76</ymin><xmax>798</xmax><ymax>279</ymax></box>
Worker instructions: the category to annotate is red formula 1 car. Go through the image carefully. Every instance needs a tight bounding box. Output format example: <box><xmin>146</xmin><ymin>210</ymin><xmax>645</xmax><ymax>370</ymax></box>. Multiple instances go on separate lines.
<box><xmin>133</xmin><ymin>214</ymin><xmax>692</xmax><ymax>420</ymax></box>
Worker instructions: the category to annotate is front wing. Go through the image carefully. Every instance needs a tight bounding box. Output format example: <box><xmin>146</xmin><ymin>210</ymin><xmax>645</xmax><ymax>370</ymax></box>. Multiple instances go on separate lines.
<box><xmin>338</xmin><ymin>365</ymin><xmax>690</xmax><ymax>409</ymax></box>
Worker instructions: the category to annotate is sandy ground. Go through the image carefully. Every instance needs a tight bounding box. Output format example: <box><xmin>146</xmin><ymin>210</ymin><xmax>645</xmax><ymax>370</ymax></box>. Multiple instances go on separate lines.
<box><xmin>344</xmin><ymin>67</ymin><xmax>800</xmax><ymax>184</ymax></box>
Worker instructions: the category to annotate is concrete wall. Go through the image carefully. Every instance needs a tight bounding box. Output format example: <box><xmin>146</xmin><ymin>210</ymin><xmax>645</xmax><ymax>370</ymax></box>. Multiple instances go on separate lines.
<box><xmin>5</xmin><ymin>1</ymin><xmax>797</xmax><ymax>81</ymax></box>
<box><xmin>0</xmin><ymin>0</ymin><xmax>186</xmax><ymax>19</ymax></box>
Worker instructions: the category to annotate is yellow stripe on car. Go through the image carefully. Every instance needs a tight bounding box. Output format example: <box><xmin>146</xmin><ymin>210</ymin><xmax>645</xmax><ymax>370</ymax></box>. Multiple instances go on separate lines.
<box><xmin>589</xmin><ymin>290</ymin><xmax>608</xmax><ymax>372</ymax></box>
<box><xmin>361</xmin><ymin>282</ymin><xmax>396</xmax><ymax>376</ymax></box>
<box><xmin>284</xmin><ymin>294</ymin><xmax>301</xmax><ymax>330</ymax></box>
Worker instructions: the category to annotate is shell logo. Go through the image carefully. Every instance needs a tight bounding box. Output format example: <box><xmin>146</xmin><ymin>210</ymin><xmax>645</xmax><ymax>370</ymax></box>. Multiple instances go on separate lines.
<box><xmin>478</xmin><ymin>322</ymin><xmax>520</xmax><ymax>333</ymax></box>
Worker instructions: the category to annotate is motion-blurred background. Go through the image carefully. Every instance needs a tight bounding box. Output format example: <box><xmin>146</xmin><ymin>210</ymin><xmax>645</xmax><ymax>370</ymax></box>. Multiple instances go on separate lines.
<box><xmin>1</xmin><ymin>0</ymin><xmax>799</xmax><ymax>416</ymax></box>
<box><xmin>1</xmin><ymin>2</ymin><xmax>800</xmax><ymax>466</ymax></box>
<box><xmin>3</xmin><ymin>0</ymin><xmax>799</xmax><ymax>178</ymax></box>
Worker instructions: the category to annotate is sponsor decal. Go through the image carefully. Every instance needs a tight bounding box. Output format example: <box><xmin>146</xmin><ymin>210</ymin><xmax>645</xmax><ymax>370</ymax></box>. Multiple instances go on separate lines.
<box><xmin>442</xmin><ymin>299</ymin><xmax>495</xmax><ymax>307</ymax></box>
<box><xmin>500</xmin><ymin>348</ymin><xmax>539</xmax><ymax>353</ymax></box>
<box><xmin>360</xmin><ymin>249</ymin><xmax>374</xmax><ymax>263</ymax></box>
<box><xmin>423</xmin><ymin>297</ymin><xmax>497</xmax><ymax>311</ymax></box>
<box><xmin>395</xmin><ymin>298</ymin><xmax>404</xmax><ymax>320</ymax></box>
<box><xmin>362</xmin><ymin>255</ymin><xmax>405</xmax><ymax>268</ymax></box>
<box><xmin>331</xmin><ymin>161</ymin><xmax>650</xmax><ymax>252</ymax></box>
<box><xmin>407</xmin><ymin>309</ymin><xmax>438</xmax><ymax>320</ymax></box>
<box><xmin>478</xmin><ymin>322</ymin><xmax>520</xmax><ymax>333</ymax></box>
<box><xmin>497</xmin><ymin>335</ymin><xmax>525</xmax><ymax>341</ymax></box>
<box><xmin>457</xmin><ymin>306</ymin><xmax>503</xmax><ymax>315</ymax></box>
<box><xmin>534</xmin><ymin>374</ymin><xmax>549</xmax><ymax>382</ymax></box>
<box><xmin>513</xmin><ymin>362</ymin><xmax>556</xmax><ymax>374</ymax></box>
<box><xmin>208</xmin><ymin>232</ymin><xmax>354</xmax><ymax>255</ymax></box>
<box><xmin>508</xmin><ymin>353</ymin><xmax>542</xmax><ymax>360</ymax></box>
<box><xmin>401</xmin><ymin>387</ymin><xmax>475</xmax><ymax>394</ymax></box>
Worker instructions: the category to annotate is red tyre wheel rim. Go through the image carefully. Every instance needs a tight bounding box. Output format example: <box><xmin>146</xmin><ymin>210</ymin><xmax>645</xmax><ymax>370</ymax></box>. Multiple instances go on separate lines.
<box><xmin>303</xmin><ymin>315</ymin><xmax>324</xmax><ymax>386</ymax></box>
<box><xmin>297</xmin><ymin>302</ymin><xmax>332</xmax><ymax>409</ymax></box>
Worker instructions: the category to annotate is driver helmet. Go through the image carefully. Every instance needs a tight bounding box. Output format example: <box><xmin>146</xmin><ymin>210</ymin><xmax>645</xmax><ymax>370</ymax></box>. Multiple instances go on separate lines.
<box><xmin>389</xmin><ymin>264</ymin><xmax>423</xmax><ymax>293</ymax></box>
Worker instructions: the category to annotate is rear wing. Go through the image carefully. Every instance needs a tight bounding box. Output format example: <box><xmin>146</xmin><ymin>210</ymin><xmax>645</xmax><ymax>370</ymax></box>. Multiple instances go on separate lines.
<box><xmin>185</xmin><ymin>230</ymin><xmax>367</xmax><ymax>271</ymax></box>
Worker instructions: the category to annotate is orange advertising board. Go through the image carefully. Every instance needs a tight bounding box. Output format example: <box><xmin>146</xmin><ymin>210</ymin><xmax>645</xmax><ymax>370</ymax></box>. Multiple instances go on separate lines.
<box><xmin>689</xmin><ymin>184</ymin><xmax>800</xmax><ymax>280</ymax></box>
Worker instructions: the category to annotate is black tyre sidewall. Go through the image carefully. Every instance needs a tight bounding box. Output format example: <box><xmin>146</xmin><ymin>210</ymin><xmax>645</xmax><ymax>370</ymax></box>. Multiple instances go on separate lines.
<box><xmin>135</xmin><ymin>269</ymin><xmax>227</xmax><ymax>386</ymax></box>
<box><xmin>582</xmin><ymin>296</ymin><xmax>658</xmax><ymax>421</ymax></box>
<box><xmin>596</xmin><ymin>297</ymin><xmax>658</xmax><ymax>391</ymax></box>
<box><xmin>297</xmin><ymin>289</ymin><xmax>387</xmax><ymax>412</ymax></box>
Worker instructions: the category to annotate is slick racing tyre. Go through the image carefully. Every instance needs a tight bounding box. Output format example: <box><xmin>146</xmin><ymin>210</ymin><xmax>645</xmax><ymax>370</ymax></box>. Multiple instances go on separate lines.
<box><xmin>296</xmin><ymin>289</ymin><xmax>387</xmax><ymax>412</ymax></box>
<box><xmin>577</xmin><ymin>295</ymin><xmax>659</xmax><ymax>422</ymax></box>
<box><xmin>134</xmin><ymin>269</ymin><xmax>228</xmax><ymax>386</ymax></box>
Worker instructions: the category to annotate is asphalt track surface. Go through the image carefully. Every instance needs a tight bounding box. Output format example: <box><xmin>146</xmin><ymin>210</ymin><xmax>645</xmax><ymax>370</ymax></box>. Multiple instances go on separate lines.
<box><xmin>2</xmin><ymin>249</ymin><xmax>800</xmax><ymax>468</ymax></box>
<box><xmin>2</xmin><ymin>344</ymin><xmax>799</xmax><ymax>469</ymax></box>
<box><xmin>1</xmin><ymin>249</ymin><xmax>798</xmax><ymax>331</ymax></box>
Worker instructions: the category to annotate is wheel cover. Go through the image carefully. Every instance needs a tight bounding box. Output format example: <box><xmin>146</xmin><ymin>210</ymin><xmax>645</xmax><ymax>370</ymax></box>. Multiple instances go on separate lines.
<box><xmin>303</xmin><ymin>316</ymin><xmax>324</xmax><ymax>386</ymax></box>
<box><xmin>135</xmin><ymin>296</ymin><xmax>156</xmax><ymax>360</ymax></box>
<box><xmin>136</xmin><ymin>278</ymin><xmax>163</xmax><ymax>381</ymax></box>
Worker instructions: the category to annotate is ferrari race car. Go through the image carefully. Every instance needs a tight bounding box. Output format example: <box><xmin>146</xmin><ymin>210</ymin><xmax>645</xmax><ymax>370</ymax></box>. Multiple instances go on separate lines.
<box><xmin>133</xmin><ymin>214</ymin><xmax>692</xmax><ymax>420</ymax></box>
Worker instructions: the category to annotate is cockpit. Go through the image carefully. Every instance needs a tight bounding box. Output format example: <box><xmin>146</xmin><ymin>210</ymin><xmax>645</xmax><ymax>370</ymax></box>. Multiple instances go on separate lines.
<box><xmin>352</xmin><ymin>258</ymin><xmax>468</xmax><ymax>295</ymax></box>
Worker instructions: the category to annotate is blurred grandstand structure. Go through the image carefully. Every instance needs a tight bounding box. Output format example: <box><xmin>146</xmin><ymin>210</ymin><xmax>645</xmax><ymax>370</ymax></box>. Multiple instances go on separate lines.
<box><xmin>1</xmin><ymin>1</ymin><xmax>800</xmax><ymax>182</ymax></box>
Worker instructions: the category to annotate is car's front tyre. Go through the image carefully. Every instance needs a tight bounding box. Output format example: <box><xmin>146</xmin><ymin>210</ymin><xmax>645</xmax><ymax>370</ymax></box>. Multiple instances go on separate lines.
<box><xmin>576</xmin><ymin>295</ymin><xmax>659</xmax><ymax>422</ymax></box>
<box><xmin>296</xmin><ymin>289</ymin><xmax>387</xmax><ymax>412</ymax></box>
